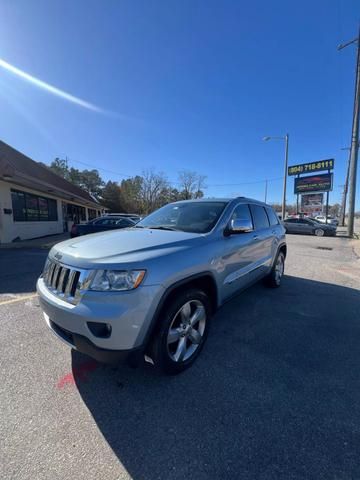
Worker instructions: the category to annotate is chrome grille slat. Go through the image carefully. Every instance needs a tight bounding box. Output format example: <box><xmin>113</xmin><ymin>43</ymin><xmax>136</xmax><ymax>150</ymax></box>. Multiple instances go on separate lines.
<box><xmin>48</xmin><ymin>262</ymin><xmax>56</xmax><ymax>285</ymax></box>
<box><xmin>52</xmin><ymin>264</ymin><xmax>61</xmax><ymax>289</ymax></box>
<box><xmin>43</xmin><ymin>259</ymin><xmax>89</xmax><ymax>305</ymax></box>
<box><xmin>57</xmin><ymin>267</ymin><xmax>68</xmax><ymax>294</ymax></box>
<box><xmin>65</xmin><ymin>270</ymin><xmax>77</xmax><ymax>296</ymax></box>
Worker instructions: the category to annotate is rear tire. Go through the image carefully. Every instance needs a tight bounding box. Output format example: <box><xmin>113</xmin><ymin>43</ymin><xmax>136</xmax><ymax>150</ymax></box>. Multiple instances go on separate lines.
<box><xmin>150</xmin><ymin>289</ymin><xmax>211</xmax><ymax>374</ymax></box>
<box><xmin>264</xmin><ymin>251</ymin><xmax>285</xmax><ymax>288</ymax></box>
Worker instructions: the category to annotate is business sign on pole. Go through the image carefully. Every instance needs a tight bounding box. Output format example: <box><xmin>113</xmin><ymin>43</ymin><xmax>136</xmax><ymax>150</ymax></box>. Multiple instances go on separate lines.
<box><xmin>294</xmin><ymin>173</ymin><xmax>333</xmax><ymax>194</ymax></box>
<box><xmin>288</xmin><ymin>159</ymin><xmax>334</xmax><ymax>176</ymax></box>
<box><xmin>301</xmin><ymin>193</ymin><xmax>324</xmax><ymax>216</ymax></box>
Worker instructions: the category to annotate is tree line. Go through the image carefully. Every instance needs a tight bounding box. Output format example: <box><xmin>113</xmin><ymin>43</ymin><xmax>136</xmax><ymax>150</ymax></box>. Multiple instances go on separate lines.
<box><xmin>48</xmin><ymin>158</ymin><xmax>206</xmax><ymax>214</ymax></box>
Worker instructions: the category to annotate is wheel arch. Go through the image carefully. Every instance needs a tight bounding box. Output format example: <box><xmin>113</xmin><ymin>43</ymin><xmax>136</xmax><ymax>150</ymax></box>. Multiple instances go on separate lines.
<box><xmin>279</xmin><ymin>243</ymin><xmax>287</xmax><ymax>258</ymax></box>
<box><xmin>144</xmin><ymin>272</ymin><xmax>218</xmax><ymax>350</ymax></box>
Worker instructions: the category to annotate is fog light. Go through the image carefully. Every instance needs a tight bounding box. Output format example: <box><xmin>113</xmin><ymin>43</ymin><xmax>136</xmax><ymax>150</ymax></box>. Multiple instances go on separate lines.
<box><xmin>87</xmin><ymin>322</ymin><xmax>112</xmax><ymax>338</ymax></box>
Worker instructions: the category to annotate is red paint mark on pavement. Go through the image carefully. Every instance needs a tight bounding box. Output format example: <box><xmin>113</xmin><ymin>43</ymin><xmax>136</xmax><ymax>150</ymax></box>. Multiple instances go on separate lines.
<box><xmin>57</xmin><ymin>360</ymin><xmax>99</xmax><ymax>389</ymax></box>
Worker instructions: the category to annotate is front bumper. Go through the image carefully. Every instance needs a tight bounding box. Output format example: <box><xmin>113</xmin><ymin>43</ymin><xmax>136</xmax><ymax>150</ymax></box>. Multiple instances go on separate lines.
<box><xmin>37</xmin><ymin>277</ymin><xmax>164</xmax><ymax>357</ymax></box>
<box><xmin>44</xmin><ymin>314</ymin><xmax>143</xmax><ymax>365</ymax></box>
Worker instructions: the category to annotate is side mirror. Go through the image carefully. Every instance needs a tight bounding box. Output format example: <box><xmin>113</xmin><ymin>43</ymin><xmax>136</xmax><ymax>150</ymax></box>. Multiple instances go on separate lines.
<box><xmin>224</xmin><ymin>218</ymin><xmax>253</xmax><ymax>236</ymax></box>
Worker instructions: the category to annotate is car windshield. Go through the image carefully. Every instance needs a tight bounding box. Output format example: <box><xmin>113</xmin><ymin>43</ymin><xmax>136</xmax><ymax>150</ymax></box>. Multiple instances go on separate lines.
<box><xmin>136</xmin><ymin>201</ymin><xmax>228</xmax><ymax>233</ymax></box>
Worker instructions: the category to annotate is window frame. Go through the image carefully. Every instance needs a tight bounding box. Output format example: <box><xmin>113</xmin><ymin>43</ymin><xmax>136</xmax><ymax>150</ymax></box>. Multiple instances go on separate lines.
<box><xmin>265</xmin><ymin>207</ymin><xmax>280</xmax><ymax>226</ymax></box>
<box><xmin>11</xmin><ymin>189</ymin><xmax>58</xmax><ymax>222</ymax></box>
<box><xmin>249</xmin><ymin>204</ymin><xmax>270</xmax><ymax>231</ymax></box>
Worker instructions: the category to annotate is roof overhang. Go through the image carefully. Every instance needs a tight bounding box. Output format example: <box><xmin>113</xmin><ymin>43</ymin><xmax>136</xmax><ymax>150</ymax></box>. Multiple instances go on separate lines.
<box><xmin>0</xmin><ymin>170</ymin><xmax>101</xmax><ymax>208</ymax></box>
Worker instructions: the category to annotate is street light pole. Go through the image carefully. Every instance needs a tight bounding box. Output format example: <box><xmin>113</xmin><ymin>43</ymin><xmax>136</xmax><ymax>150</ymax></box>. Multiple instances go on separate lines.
<box><xmin>282</xmin><ymin>134</ymin><xmax>289</xmax><ymax>220</ymax></box>
<box><xmin>263</xmin><ymin>134</ymin><xmax>289</xmax><ymax>219</ymax></box>
<box><xmin>338</xmin><ymin>30</ymin><xmax>360</xmax><ymax>237</ymax></box>
<box><xmin>264</xmin><ymin>179</ymin><xmax>268</xmax><ymax>203</ymax></box>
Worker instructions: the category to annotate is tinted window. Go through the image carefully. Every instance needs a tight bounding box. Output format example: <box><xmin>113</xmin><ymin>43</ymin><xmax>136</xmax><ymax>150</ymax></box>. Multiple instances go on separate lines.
<box><xmin>285</xmin><ymin>218</ymin><xmax>297</xmax><ymax>223</ymax></box>
<box><xmin>11</xmin><ymin>190</ymin><xmax>26</xmax><ymax>221</ymax></box>
<box><xmin>266</xmin><ymin>207</ymin><xmax>279</xmax><ymax>226</ymax></box>
<box><xmin>88</xmin><ymin>208</ymin><xmax>97</xmax><ymax>220</ymax></box>
<box><xmin>67</xmin><ymin>203</ymin><xmax>86</xmax><ymax>222</ymax></box>
<box><xmin>116</xmin><ymin>218</ymin><xmax>130</xmax><ymax>226</ymax></box>
<box><xmin>231</xmin><ymin>204</ymin><xmax>253</xmax><ymax>227</ymax></box>
<box><xmin>96</xmin><ymin>217</ymin><xmax>120</xmax><ymax>225</ymax></box>
<box><xmin>11</xmin><ymin>189</ymin><xmax>58</xmax><ymax>222</ymax></box>
<box><xmin>249</xmin><ymin>204</ymin><xmax>270</xmax><ymax>230</ymax></box>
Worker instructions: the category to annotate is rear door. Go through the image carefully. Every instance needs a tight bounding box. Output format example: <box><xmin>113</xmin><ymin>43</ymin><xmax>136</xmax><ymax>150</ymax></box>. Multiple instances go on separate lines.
<box><xmin>248</xmin><ymin>204</ymin><xmax>273</xmax><ymax>280</ymax></box>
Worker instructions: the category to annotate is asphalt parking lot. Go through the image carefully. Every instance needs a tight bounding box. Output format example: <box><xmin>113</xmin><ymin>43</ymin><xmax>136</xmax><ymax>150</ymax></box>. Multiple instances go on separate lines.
<box><xmin>1</xmin><ymin>234</ymin><xmax>360</xmax><ymax>480</ymax></box>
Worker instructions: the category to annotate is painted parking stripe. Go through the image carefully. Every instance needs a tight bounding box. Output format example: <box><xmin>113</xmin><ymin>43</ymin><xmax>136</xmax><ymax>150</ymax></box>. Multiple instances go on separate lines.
<box><xmin>0</xmin><ymin>293</ymin><xmax>38</xmax><ymax>306</ymax></box>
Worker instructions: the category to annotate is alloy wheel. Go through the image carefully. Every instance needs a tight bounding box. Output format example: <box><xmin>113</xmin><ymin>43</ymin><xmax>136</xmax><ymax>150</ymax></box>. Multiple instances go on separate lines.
<box><xmin>275</xmin><ymin>254</ymin><xmax>284</xmax><ymax>285</ymax></box>
<box><xmin>167</xmin><ymin>300</ymin><xmax>206</xmax><ymax>363</ymax></box>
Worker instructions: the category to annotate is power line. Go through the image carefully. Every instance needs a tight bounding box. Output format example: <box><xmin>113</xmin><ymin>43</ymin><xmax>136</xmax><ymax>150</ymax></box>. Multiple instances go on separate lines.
<box><xmin>65</xmin><ymin>158</ymin><xmax>134</xmax><ymax>179</ymax></box>
<box><xmin>207</xmin><ymin>177</ymin><xmax>283</xmax><ymax>187</ymax></box>
<box><xmin>61</xmin><ymin>156</ymin><xmax>283</xmax><ymax>189</ymax></box>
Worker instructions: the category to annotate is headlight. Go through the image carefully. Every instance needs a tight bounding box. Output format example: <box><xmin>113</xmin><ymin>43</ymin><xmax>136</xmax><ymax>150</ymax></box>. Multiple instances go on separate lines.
<box><xmin>89</xmin><ymin>270</ymin><xmax>146</xmax><ymax>291</ymax></box>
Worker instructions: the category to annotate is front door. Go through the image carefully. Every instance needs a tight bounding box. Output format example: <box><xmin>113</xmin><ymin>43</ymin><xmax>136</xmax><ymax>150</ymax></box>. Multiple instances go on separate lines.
<box><xmin>220</xmin><ymin>203</ymin><xmax>262</xmax><ymax>300</ymax></box>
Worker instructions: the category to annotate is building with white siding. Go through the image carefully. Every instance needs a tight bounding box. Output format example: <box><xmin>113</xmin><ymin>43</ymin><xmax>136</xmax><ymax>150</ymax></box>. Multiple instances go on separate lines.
<box><xmin>0</xmin><ymin>141</ymin><xmax>105</xmax><ymax>243</ymax></box>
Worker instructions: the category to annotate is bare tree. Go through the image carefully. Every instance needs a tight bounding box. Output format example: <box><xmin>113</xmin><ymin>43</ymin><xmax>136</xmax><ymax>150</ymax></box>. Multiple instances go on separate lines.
<box><xmin>178</xmin><ymin>170</ymin><xmax>207</xmax><ymax>199</ymax></box>
<box><xmin>140</xmin><ymin>169</ymin><xmax>169</xmax><ymax>213</ymax></box>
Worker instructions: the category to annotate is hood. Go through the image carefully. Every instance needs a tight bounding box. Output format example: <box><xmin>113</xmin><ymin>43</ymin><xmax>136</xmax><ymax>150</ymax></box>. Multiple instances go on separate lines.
<box><xmin>50</xmin><ymin>228</ymin><xmax>205</xmax><ymax>268</ymax></box>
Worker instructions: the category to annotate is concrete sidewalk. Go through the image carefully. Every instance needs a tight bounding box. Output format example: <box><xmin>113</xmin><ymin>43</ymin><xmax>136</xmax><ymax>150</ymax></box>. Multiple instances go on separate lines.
<box><xmin>0</xmin><ymin>233</ymin><xmax>70</xmax><ymax>250</ymax></box>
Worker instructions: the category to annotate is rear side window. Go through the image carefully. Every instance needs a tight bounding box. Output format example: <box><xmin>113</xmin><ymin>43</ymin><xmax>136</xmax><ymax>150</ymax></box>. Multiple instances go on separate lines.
<box><xmin>266</xmin><ymin>207</ymin><xmax>279</xmax><ymax>226</ymax></box>
<box><xmin>249</xmin><ymin>205</ymin><xmax>270</xmax><ymax>230</ymax></box>
<box><xmin>231</xmin><ymin>203</ymin><xmax>253</xmax><ymax>226</ymax></box>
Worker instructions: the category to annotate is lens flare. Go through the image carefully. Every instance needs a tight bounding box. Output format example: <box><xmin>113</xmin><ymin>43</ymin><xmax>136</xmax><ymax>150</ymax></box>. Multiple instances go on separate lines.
<box><xmin>0</xmin><ymin>57</ymin><xmax>105</xmax><ymax>113</ymax></box>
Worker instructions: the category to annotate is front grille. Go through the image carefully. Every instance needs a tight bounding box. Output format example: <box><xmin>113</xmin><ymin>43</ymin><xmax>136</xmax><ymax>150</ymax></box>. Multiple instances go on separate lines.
<box><xmin>43</xmin><ymin>259</ymin><xmax>91</xmax><ymax>305</ymax></box>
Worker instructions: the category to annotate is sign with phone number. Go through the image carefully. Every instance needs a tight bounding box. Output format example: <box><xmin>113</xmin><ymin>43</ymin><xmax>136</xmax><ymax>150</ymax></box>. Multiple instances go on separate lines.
<box><xmin>288</xmin><ymin>159</ymin><xmax>334</xmax><ymax>176</ymax></box>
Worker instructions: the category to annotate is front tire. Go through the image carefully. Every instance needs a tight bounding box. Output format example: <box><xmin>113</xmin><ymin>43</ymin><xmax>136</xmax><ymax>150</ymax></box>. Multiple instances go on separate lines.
<box><xmin>314</xmin><ymin>228</ymin><xmax>325</xmax><ymax>237</ymax></box>
<box><xmin>150</xmin><ymin>289</ymin><xmax>211</xmax><ymax>374</ymax></box>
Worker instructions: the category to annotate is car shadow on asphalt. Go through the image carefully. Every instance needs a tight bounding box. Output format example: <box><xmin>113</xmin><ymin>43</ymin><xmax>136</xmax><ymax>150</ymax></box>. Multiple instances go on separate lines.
<box><xmin>71</xmin><ymin>275</ymin><xmax>360</xmax><ymax>480</ymax></box>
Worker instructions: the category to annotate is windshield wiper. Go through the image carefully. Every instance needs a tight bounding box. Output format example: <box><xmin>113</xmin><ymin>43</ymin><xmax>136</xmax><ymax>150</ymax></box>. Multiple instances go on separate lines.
<box><xmin>148</xmin><ymin>226</ymin><xmax>178</xmax><ymax>231</ymax></box>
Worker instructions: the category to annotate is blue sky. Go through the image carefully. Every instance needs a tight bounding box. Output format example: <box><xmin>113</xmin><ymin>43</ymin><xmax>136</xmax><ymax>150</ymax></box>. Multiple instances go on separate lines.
<box><xmin>0</xmin><ymin>0</ymin><xmax>359</xmax><ymax>207</ymax></box>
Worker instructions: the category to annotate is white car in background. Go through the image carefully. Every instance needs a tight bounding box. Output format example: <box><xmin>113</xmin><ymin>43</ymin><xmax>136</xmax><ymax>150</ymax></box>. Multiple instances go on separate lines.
<box><xmin>314</xmin><ymin>215</ymin><xmax>339</xmax><ymax>227</ymax></box>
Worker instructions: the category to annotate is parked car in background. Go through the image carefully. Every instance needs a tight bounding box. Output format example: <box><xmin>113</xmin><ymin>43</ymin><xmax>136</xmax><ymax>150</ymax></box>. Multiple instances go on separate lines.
<box><xmin>106</xmin><ymin>213</ymin><xmax>142</xmax><ymax>223</ymax></box>
<box><xmin>37</xmin><ymin>197</ymin><xmax>286</xmax><ymax>374</ymax></box>
<box><xmin>284</xmin><ymin>217</ymin><xmax>336</xmax><ymax>236</ymax></box>
<box><xmin>70</xmin><ymin>215</ymin><xmax>135</xmax><ymax>238</ymax></box>
<box><xmin>314</xmin><ymin>215</ymin><xmax>339</xmax><ymax>226</ymax></box>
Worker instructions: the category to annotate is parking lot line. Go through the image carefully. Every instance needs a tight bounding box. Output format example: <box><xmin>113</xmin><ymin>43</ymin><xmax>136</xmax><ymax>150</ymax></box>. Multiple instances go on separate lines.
<box><xmin>0</xmin><ymin>293</ymin><xmax>38</xmax><ymax>306</ymax></box>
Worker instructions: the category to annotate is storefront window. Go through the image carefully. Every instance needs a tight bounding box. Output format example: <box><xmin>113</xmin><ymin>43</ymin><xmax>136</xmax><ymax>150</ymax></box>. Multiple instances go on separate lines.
<box><xmin>88</xmin><ymin>208</ymin><xmax>97</xmax><ymax>220</ymax></box>
<box><xmin>66</xmin><ymin>203</ymin><xmax>86</xmax><ymax>222</ymax></box>
<box><xmin>11</xmin><ymin>189</ymin><xmax>58</xmax><ymax>222</ymax></box>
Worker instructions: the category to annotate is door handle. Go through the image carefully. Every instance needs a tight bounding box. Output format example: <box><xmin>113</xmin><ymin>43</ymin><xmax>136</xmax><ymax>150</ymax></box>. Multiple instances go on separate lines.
<box><xmin>253</xmin><ymin>234</ymin><xmax>259</xmax><ymax>240</ymax></box>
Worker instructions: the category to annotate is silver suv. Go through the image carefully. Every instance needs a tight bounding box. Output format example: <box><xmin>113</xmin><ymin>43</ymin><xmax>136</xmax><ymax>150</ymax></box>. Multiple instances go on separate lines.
<box><xmin>37</xmin><ymin>198</ymin><xmax>286</xmax><ymax>374</ymax></box>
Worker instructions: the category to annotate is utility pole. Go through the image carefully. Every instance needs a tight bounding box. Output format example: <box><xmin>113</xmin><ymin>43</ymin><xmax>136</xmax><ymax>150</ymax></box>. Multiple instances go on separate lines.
<box><xmin>263</xmin><ymin>133</ymin><xmax>289</xmax><ymax>219</ymax></box>
<box><xmin>282</xmin><ymin>134</ymin><xmax>289</xmax><ymax>220</ymax></box>
<box><xmin>338</xmin><ymin>30</ymin><xmax>360</xmax><ymax>237</ymax></box>
<box><xmin>339</xmin><ymin>153</ymin><xmax>350</xmax><ymax>226</ymax></box>
<box><xmin>264</xmin><ymin>179</ymin><xmax>268</xmax><ymax>203</ymax></box>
